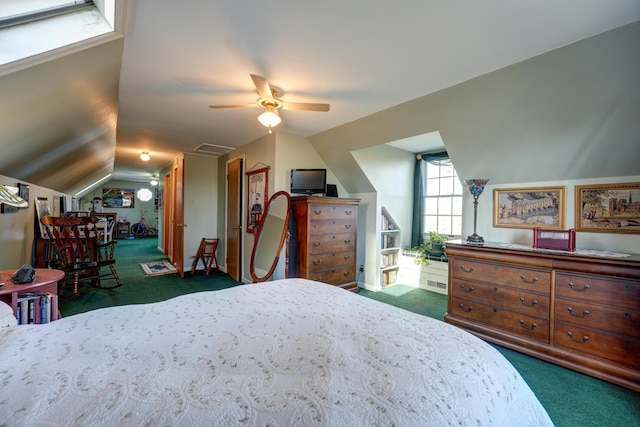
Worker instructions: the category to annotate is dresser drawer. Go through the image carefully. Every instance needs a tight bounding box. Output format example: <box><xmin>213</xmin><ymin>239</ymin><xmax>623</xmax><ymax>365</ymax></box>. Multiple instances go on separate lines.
<box><xmin>451</xmin><ymin>258</ymin><xmax>550</xmax><ymax>292</ymax></box>
<box><xmin>555</xmin><ymin>272</ymin><xmax>640</xmax><ymax>311</ymax></box>
<box><xmin>451</xmin><ymin>296</ymin><xmax>550</xmax><ymax>342</ymax></box>
<box><xmin>308</xmin><ymin>251</ymin><xmax>355</xmax><ymax>272</ymax></box>
<box><xmin>555</xmin><ymin>322</ymin><xmax>640</xmax><ymax>367</ymax></box>
<box><xmin>451</xmin><ymin>279</ymin><xmax>549</xmax><ymax>318</ymax></box>
<box><xmin>309</xmin><ymin>204</ymin><xmax>357</xmax><ymax>220</ymax></box>
<box><xmin>310</xmin><ymin>219</ymin><xmax>356</xmax><ymax>235</ymax></box>
<box><xmin>308</xmin><ymin>265</ymin><xmax>356</xmax><ymax>285</ymax></box>
<box><xmin>308</xmin><ymin>232</ymin><xmax>356</xmax><ymax>254</ymax></box>
<box><xmin>555</xmin><ymin>298</ymin><xmax>640</xmax><ymax>337</ymax></box>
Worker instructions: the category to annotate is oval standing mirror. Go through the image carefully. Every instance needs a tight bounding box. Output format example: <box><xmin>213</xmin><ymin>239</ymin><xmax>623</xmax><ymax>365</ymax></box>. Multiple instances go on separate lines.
<box><xmin>249</xmin><ymin>191</ymin><xmax>291</xmax><ymax>283</ymax></box>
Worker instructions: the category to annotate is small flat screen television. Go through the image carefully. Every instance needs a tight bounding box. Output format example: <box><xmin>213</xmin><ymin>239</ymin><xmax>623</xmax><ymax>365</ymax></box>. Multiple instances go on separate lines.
<box><xmin>290</xmin><ymin>169</ymin><xmax>327</xmax><ymax>195</ymax></box>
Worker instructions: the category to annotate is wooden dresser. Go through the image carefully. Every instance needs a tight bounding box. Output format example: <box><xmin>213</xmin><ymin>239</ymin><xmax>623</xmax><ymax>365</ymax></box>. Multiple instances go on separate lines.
<box><xmin>289</xmin><ymin>196</ymin><xmax>359</xmax><ymax>292</ymax></box>
<box><xmin>444</xmin><ymin>240</ymin><xmax>640</xmax><ymax>392</ymax></box>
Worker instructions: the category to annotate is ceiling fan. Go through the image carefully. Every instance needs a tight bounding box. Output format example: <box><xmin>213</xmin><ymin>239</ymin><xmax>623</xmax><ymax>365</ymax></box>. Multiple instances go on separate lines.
<box><xmin>208</xmin><ymin>74</ymin><xmax>330</xmax><ymax>132</ymax></box>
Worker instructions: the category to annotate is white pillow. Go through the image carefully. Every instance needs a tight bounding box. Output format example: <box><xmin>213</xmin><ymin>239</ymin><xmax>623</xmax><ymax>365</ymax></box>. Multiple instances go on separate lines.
<box><xmin>0</xmin><ymin>300</ymin><xmax>17</xmax><ymax>327</ymax></box>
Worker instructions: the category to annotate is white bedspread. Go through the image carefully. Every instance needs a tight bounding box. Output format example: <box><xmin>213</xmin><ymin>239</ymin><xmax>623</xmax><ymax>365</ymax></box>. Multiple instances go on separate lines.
<box><xmin>0</xmin><ymin>279</ymin><xmax>553</xmax><ymax>426</ymax></box>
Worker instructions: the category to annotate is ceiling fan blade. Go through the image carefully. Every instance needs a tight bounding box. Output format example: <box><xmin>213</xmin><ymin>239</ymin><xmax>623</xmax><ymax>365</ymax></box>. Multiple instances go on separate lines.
<box><xmin>250</xmin><ymin>74</ymin><xmax>273</xmax><ymax>100</ymax></box>
<box><xmin>282</xmin><ymin>102</ymin><xmax>330</xmax><ymax>112</ymax></box>
<box><xmin>208</xmin><ymin>104</ymin><xmax>257</xmax><ymax>109</ymax></box>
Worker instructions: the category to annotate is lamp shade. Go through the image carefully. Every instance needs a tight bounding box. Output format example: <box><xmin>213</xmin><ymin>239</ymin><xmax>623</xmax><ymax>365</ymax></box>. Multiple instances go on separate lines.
<box><xmin>257</xmin><ymin>110</ymin><xmax>281</xmax><ymax>128</ymax></box>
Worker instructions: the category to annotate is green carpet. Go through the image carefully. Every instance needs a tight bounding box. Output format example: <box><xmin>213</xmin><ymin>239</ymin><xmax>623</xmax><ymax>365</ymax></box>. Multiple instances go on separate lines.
<box><xmin>60</xmin><ymin>240</ymin><xmax>640</xmax><ymax>426</ymax></box>
<box><xmin>59</xmin><ymin>237</ymin><xmax>242</xmax><ymax>317</ymax></box>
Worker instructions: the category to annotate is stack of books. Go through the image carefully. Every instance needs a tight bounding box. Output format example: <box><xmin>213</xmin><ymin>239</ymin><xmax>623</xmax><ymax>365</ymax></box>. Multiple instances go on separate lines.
<box><xmin>16</xmin><ymin>292</ymin><xmax>59</xmax><ymax>324</ymax></box>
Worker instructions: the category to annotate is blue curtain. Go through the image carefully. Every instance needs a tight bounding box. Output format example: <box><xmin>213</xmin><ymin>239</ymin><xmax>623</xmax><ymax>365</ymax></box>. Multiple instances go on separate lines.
<box><xmin>411</xmin><ymin>151</ymin><xmax>450</xmax><ymax>247</ymax></box>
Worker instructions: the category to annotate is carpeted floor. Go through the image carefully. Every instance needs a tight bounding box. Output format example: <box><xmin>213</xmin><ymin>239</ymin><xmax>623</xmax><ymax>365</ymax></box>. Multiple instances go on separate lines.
<box><xmin>60</xmin><ymin>238</ymin><xmax>640</xmax><ymax>427</ymax></box>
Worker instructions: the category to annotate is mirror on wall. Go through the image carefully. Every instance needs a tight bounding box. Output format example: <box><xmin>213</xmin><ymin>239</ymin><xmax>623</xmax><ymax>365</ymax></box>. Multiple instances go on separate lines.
<box><xmin>249</xmin><ymin>191</ymin><xmax>291</xmax><ymax>283</ymax></box>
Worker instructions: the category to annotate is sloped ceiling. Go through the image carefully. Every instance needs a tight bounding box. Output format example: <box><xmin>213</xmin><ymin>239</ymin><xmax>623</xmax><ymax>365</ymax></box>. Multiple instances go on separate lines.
<box><xmin>0</xmin><ymin>1</ymin><xmax>639</xmax><ymax>196</ymax></box>
<box><xmin>0</xmin><ymin>38</ymin><xmax>124</xmax><ymax>196</ymax></box>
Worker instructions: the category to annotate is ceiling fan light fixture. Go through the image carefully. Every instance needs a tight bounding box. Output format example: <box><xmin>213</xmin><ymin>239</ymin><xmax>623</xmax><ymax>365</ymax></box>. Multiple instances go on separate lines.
<box><xmin>140</xmin><ymin>151</ymin><xmax>151</xmax><ymax>161</ymax></box>
<box><xmin>257</xmin><ymin>109</ymin><xmax>281</xmax><ymax>128</ymax></box>
<box><xmin>150</xmin><ymin>175</ymin><xmax>159</xmax><ymax>186</ymax></box>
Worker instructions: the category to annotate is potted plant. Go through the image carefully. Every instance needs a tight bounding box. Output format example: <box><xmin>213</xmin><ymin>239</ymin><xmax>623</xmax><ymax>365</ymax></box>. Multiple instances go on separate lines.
<box><xmin>408</xmin><ymin>231</ymin><xmax>449</xmax><ymax>266</ymax></box>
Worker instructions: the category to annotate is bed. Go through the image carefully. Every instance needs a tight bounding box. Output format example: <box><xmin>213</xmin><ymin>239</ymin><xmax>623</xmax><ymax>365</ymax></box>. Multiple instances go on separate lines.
<box><xmin>0</xmin><ymin>278</ymin><xmax>553</xmax><ymax>426</ymax></box>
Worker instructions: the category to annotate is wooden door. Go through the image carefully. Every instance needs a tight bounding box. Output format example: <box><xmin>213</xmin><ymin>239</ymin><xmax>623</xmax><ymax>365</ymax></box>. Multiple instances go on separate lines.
<box><xmin>226</xmin><ymin>157</ymin><xmax>242</xmax><ymax>281</ymax></box>
<box><xmin>163</xmin><ymin>172</ymin><xmax>171</xmax><ymax>255</ymax></box>
<box><xmin>172</xmin><ymin>157</ymin><xmax>185</xmax><ymax>277</ymax></box>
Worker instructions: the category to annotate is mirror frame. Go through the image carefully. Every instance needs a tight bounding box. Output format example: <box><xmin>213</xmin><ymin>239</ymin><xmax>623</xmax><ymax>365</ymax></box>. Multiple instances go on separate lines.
<box><xmin>249</xmin><ymin>191</ymin><xmax>291</xmax><ymax>283</ymax></box>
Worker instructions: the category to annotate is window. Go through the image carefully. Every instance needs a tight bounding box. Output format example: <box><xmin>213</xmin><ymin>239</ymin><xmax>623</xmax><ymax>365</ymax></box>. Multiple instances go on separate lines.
<box><xmin>0</xmin><ymin>0</ymin><xmax>115</xmax><ymax>66</ymax></box>
<box><xmin>423</xmin><ymin>160</ymin><xmax>462</xmax><ymax>237</ymax></box>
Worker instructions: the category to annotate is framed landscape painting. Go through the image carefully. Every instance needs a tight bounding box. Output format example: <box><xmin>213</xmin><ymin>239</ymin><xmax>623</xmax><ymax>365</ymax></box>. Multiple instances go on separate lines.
<box><xmin>493</xmin><ymin>186</ymin><xmax>565</xmax><ymax>229</ymax></box>
<box><xmin>575</xmin><ymin>182</ymin><xmax>640</xmax><ymax>233</ymax></box>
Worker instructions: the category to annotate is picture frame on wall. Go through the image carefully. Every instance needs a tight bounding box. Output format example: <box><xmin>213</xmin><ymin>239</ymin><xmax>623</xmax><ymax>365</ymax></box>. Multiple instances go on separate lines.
<box><xmin>35</xmin><ymin>196</ymin><xmax>51</xmax><ymax>238</ymax></box>
<box><xmin>246</xmin><ymin>166</ymin><xmax>269</xmax><ymax>234</ymax></box>
<box><xmin>102</xmin><ymin>188</ymin><xmax>135</xmax><ymax>208</ymax></box>
<box><xmin>575</xmin><ymin>182</ymin><xmax>640</xmax><ymax>234</ymax></box>
<box><xmin>493</xmin><ymin>186</ymin><xmax>565</xmax><ymax>229</ymax></box>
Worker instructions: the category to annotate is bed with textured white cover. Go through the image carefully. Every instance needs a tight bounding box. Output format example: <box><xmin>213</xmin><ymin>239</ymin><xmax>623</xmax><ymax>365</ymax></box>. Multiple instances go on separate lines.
<box><xmin>0</xmin><ymin>278</ymin><xmax>552</xmax><ymax>426</ymax></box>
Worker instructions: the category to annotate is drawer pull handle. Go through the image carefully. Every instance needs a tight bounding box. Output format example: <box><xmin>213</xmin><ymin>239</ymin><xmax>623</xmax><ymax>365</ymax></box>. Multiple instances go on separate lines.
<box><xmin>344</xmin><ymin>224</ymin><xmax>352</xmax><ymax>229</ymax></box>
<box><xmin>313</xmin><ymin>259</ymin><xmax>323</xmax><ymax>265</ymax></box>
<box><xmin>625</xmin><ymin>341</ymin><xmax>632</xmax><ymax>348</ymax></box>
<box><xmin>625</xmin><ymin>312</ymin><xmax>632</xmax><ymax>319</ymax></box>
<box><xmin>567</xmin><ymin>332</ymin><xmax>589</xmax><ymax>343</ymax></box>
<box><xmin>520</xmin><ymin>275</ymin><xmax>539</xmax><ymax>284</ymax></box>
<box><xmin>519</xmin><ymin>297</ymin><xmax>538</xmax><ymax>307</ymax></box>
<box><xmin>344</xmin><ymin>255</ymin><xmax>351</xmax><ymax>261</ymax></box>
<box><xmin>344</xmin><ymin>239</ymin><xmax>351</xmax><ymax>244</ymax></box>
<box><xmin>459</xmin><ymin>284</ymin><xmax>474</xmax><ymax>293</ymax></box>
<box><xmin>345</xmin><ymin>210</ymin><xmax>353</xmax><ymax>215</ymax></box>
<box><xmin>519</xmin><ymin>320</ymin><xmax>538</xmax><ymax>330</ymax></box>
<box><xmin>343</xmin><ymin>271</ymin><xmax>351</xmax><ymax>277</ymax></box>
<box><xmin>458</xmin><ymin>304</ymin><xmax>474</xmax><ymax>313</ymax></box>
<box><xmin>567</xmin><ymin>307</ymin><xmax>590</xmax><ymax>317</ymax></box>
<box><xmin>313</xmin><ymin>241</ymin><xmax>323</xmax><ymax>247</ymax></box>
<box><xmin>313</xmin><ymin>210</ymin><xmax>322</xmax><ymax>215</ymax></box>
<box><xmin>567</xmin><ymin>282</ymin><xmax>590</xmax><ymax>292</ymax></box>
<box><xmin>625</xmin><ymin>284</ymin><xmax>633</xmax><ymax>291</ymax></box>
<box><xmin>459</xmin><ymin>265</ymin><xmax>475</xmax><ymax>273</ymax></box>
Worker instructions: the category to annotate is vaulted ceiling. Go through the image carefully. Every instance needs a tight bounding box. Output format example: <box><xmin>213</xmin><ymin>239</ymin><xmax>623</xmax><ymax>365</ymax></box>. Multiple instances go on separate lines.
<box><xmin>1</xmin><ymin>1</ymin><xmax>639</xmax><ymax>195</ymax></box>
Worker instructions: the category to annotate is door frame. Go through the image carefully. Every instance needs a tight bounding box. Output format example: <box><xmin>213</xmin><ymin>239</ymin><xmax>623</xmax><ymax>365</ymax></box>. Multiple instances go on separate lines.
<box><xmin>225</xmin><ymin>155</ymin><xmax>244</xmax><ymax>280</ymax></box>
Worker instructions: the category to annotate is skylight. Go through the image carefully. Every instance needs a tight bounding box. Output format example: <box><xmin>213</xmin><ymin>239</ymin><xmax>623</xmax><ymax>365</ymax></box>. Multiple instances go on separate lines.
<box><xmin>0</xmin><ymin>0</ymin><xmax>116</xmax><ymax>66</ymax></box>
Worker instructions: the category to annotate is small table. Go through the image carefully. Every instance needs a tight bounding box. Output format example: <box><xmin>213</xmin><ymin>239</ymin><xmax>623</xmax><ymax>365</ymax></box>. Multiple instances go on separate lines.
<box><xmin>0</xmin><ymin>269</ymin><xmax>64</xmax><ymax>321</ymax></box>
<box><xmin>117</xmin><ymin>221</ymin><xmax>131</xmax><ymax>239</ymax></box>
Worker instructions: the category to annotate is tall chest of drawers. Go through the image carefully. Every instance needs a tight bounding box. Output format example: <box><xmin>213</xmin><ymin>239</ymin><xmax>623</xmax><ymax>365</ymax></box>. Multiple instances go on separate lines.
<box><xmin>444</xmin><ymin>240</ymin><xmax>640</xmax><ymax>392</ymax></box>
<box><xmin>289</xmin><ymin>196</ymin><xmax>359</xmax><ymax>292</ymax></box>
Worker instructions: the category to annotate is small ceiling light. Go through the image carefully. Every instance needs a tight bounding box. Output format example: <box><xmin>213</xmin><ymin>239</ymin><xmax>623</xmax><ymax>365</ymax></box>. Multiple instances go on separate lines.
<box><xmin>257</xmin><ymin>106</ymin><xmax>281</xmax><ymax>134</ymax></box>
<box><xmin>150</xmin><ymin>175</ymin><xmax>158</xmax><ymax>186</ymax></box>
<box><xmin>140</xmin><ymin>151</ymin><xmax>151</xmax><ymax>161</ymax></box>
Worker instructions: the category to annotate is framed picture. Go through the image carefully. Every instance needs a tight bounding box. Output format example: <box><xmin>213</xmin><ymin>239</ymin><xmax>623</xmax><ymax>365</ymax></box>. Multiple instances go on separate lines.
<box><xmin>493</xmin><ymin>186</ymin><xmax>565</xmax><ymax>229</ymax></box>
<box><xmin>35</xmin><ymin>197</ymin><xmax>51</xmax><ymax>238</ymax></box>
<box><xmin>102</xmin><ymin>188</ymin><xmax>135</xmax><ymax>208</ymax></box>
<box><xmin>18</xmin><ymin>183</ymin><xmax>29</xmax><ymax>209</ymax></box>
<box><xmin>575</xmin><ymin>182</ymin><xmax>640</xmax><ymax>233</ymax></box>
<box><xmin>246</xmin><ymin>166</ymin><xmax>269</xmax><ymax>234</ymax></box>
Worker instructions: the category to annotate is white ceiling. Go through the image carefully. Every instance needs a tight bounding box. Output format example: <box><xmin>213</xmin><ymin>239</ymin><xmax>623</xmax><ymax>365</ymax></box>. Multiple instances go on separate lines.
<box><xmin>113</xmin><ymin>1</ymin><xmax>640</xmax><ymax>180</ymax></box>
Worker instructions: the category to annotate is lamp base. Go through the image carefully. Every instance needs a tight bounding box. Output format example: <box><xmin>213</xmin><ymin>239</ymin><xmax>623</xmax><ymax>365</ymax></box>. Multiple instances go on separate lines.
<box><xmin>466</xmin><ymin>233</ymin><xmax>484</xmax><ymax>244</ymax></box>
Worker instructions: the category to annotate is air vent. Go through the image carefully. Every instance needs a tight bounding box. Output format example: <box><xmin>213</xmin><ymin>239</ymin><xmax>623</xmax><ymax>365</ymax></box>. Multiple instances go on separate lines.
<box><xmin>193</xmin><ymin>143</ymin><xmax>234</xmax><ymax>157</ymax></box>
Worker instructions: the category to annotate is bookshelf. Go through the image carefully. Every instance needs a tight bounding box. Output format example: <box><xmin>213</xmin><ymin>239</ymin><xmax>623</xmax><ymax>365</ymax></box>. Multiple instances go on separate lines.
<box><xmin>380</xmin><ymin>207</ymin><xmax>400</xmax><ymax>287</ymax></box>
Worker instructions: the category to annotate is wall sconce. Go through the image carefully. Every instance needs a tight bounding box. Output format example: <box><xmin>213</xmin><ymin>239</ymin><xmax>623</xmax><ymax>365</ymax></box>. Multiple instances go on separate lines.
<box><xmin>0</xmin><ymin>184</ymin><xmax>28</xmax><ymax>208</ymax></box>
<box><xmin>140</xmin><ymin>152</ymin><xmax>151</xmax><ymax>161</ymax></box>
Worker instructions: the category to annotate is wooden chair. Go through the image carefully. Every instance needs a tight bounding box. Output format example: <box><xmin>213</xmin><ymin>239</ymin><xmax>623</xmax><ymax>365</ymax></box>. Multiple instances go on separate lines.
<box><xmin>191</xmin><ymin>238</ymin><xmax>219</xmax><ymax>275</ymax></box>
<box><xmin>40</xmin><ymin>215</ymin><xmax>124</xmax><ymax>298</ymax></box>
